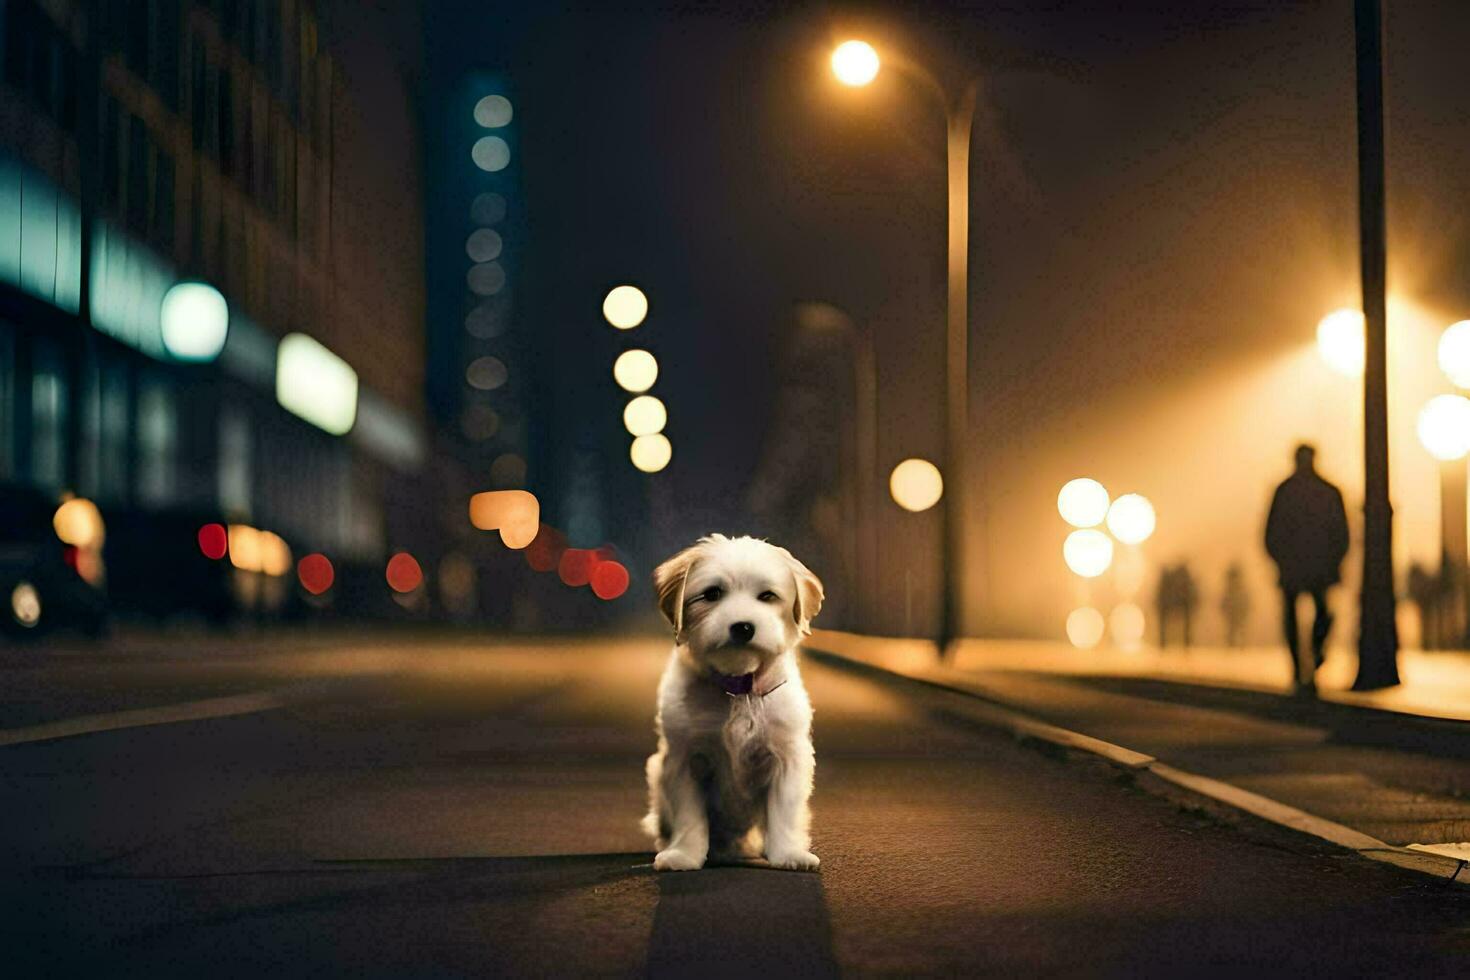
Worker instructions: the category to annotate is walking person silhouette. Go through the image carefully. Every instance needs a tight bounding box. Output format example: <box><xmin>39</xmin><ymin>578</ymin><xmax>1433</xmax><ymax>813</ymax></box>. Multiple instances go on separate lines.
<box><xmin>1265</xmin><ymin>445</ymin><xmax>1350</xmax><ymax>693</ymax></box>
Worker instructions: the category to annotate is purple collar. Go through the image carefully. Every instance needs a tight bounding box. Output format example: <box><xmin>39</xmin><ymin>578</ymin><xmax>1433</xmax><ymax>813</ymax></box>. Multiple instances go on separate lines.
<box><xmin>711</xmin><ymin>667</ymin><xmax>787</xmax><ymax>698</ymax></box>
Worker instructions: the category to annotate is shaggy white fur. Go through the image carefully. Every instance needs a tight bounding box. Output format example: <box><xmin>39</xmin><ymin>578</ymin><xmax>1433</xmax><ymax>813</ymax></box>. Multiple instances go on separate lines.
<box><xmin>642</xmin><ymin>534</ymin><xmax>824</xmax><ymax>872</ymax></box>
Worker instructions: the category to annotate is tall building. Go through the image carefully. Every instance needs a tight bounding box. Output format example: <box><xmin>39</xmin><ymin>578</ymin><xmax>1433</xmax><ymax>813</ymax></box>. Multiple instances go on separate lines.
<box><xmin>0</xmin><ymin>1</ymin><xmax>424</xmax><ymax>584</ymax></box>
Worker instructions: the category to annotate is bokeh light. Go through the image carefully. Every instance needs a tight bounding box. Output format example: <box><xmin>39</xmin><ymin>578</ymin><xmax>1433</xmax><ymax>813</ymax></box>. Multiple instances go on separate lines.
<box><xmin>489</xmin><ymin>452</ymin><xmax>528</xmax><ymax>488</ymax></box>
<box><xmin>889</xmin><ymin>458</ymin><xmax>943</xmax><ymax>512</ymax></box>
<box><xmin>613</xmin><ymin>349</ymin><xmax>659</xmax><ymax>392</ymax></box>
<box><xmin>1109</xmin><ymin>603</ymin><xmax>1146</xmax><ymax>649</ymax></box>
<box><xmin>53</xmin><ymin>497</ymin><xmax>104</xmax><ymax>548</ymax></box>
<box><xmin>227</xmin><ymin>524</ymin><xmax>261</xmax><ymax>572</ymax></box>
<box><xmin>467</xmin><ymin>261</ymin><xmax>506</xmax><ymax>296</ymax></box>
<box><xmin>630</xmin><ymin>433</ymin><xmax>672</xmax><ymax>473</ymax></box>
<box><xmin>10</xmin><ymin>581</ymin><xmax>41</xmax><ymax>628</ymax></box>
<box><xmin>831</xmin><ymin>40</ymin><xmax>880</xmax><ymax>86</ymax></box>
<box><xmin>386</xmin><ymin>552</ymin><xmax>424</xmax><ymax>593</ymax></box>
<box><xmin>1057</xmin><ymin>478</ymin><xmax>1110</xmax><ymax>528</ymax></box>
<box><xmin>1417</xmin><ymin>394</ymin><xmax>1470</xmax><ymax>461</ymax></box>
<box><xmin>461</xmin><ymin>404</ymin><xmax>501</xmax><ymax>441</ymax></box>
<box><xmin>258</xmin><ymin>531</ymin><xmax>291</xmax><ymax>577</ymax></box>
<box><xmin>473</xmin><ymin>94</ymin><xmax>513</xmax><ymax>128</ymax></box>
<box><xmin>277</xmin><ymin>333</ymin><xmax>358</xmax><ymax>435</ymax></box>
<box><xmin>197</xmin><ymin>523</ymin><xmax>228</xmax><ymax>560</ymax></box>
<box><xmin>1317</xmin><ymin>308</ymin><xmax>1365</xmax><ymax>377</ymax></box>
<box><xmin>1063</xmin><ymin>529</ymin><xmax>1114</xmax><ymax>578</ymax></box>
<box><xmin>1106</xmin><ymin>493</ymin><xmax>1156</xmax><ymax>544</ymax></box>
<box><xmin>466</xmin><ymin>356</ymin><xmax>508</xmax><ymax>390</ymax></box>
<box><xmin>470</xmin><ymin>192</ymin><xmax>507</xmax><ymax>226</ymax></box>
<box><xmin>160</xmin><ymin>281</ymin><xmax>229</xmax><ymax>362</ymax></box>
<box><xmin>558</xmin><ymin>548</ymin><xmax>596</xmax><ymax>587</ymax></box>
<box><xmin>1066</xmin><ymin>607</ymin><xmax>1105</xmax><ymax>649</ymax></box>
<box><xmin>1438</xmin><ymin>320</ymin><xmax>1470</xmax><ymax>388</ymax></box>
<box><xmin>297</xmin><ymin>553</ymin><xmax>334</xmax><ymax>595</ymax></box>
<box><xmin>471</xmin><ymin>135</ymin><xmax>511</xmax><ymax>172</ymax></box>
<box><xmin>603</xmin><ymin>285</ymin><xmax>648</xmax><ymax>329</ymax></box>
<box><xmin>465</xmin><ymin>301</ymin><xmax>506</xmax><ymax>338</ymax></box>
<box><xmin>623</xmin><ymin>395</ymin><xmax>667</xmax><ymax>436</ymax></box>
<box><xmin>591</xmin><ymin>560</ymin><xmax>630</xmax><ymax>600</ymax></box>
<box><xmin>466</xmin><ymin>228</ymin><xmax>503</xmax><ymax>263</ymax></box>
<box><xmin>525</xmin><ymin>524</ymin><xmax>567</xmax><ymax>572</ymax></box>
<box><xmin>468</xmin><ymin>489</ymin><xmax>541</xmax><ymax>548</ymax></box>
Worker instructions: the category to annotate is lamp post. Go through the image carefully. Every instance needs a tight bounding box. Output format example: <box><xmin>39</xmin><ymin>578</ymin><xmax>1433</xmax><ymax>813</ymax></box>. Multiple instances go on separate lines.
<box><xmin>831</xmin><ymin>40</ymin><xmax>976</xmax><ymax>653</ymax></box>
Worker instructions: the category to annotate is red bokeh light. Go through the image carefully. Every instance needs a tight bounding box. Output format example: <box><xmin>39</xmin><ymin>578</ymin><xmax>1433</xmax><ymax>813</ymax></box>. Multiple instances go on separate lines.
<box><xmin>524</xmin><ymin>524</ymin><xmax>567</xmax><ymax>573</ymax></box>
<box><xmin>386</xmin><ymin>552</ymin><xmax>424</xmax><ymax>593</ymax></box>
<box><xmin>591</xmin><ymin>560</ymin><xmax>630</xmax><ymax>600</ymax></box>
<box><xmin>198</xmin><ymin>523</ymin><xmax>228</xmax><ymax>560</ymax></box>
<box><xmin>298</xmin><ymin>553</ymin><xmax>335</xmax><ymax>595</ymax></box>
<box><xmin>558</xmin><ymin>548</ymin><xmax>596</xmax><ymax>587</ymax></box>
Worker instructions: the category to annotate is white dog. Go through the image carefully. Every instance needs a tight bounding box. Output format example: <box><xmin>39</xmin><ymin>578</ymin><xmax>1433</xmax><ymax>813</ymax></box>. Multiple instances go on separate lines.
<box><xmin>642</xmin><ymin>534</ymin><xmax>824</xmax><ymax>872</ymax></box>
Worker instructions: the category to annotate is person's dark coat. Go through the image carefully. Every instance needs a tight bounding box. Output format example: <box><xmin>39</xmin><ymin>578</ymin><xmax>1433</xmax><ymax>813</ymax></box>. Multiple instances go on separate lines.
<box><xmin>1265</xmin><ymin>471</ymin><xmax>1350</xmax><ymax>592</ymax></box>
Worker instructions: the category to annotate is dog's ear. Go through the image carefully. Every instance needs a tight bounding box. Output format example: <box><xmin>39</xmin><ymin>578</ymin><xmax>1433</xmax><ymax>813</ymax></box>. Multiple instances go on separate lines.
<box><xmin>653</xmin><ymin>545</ymin><xmax>700</xmax><ymax>640</ymax></box>
<box><xmin>775</xmin><ymin>546</ymin><xmax>824</xmax><ymax>635</ymax></box>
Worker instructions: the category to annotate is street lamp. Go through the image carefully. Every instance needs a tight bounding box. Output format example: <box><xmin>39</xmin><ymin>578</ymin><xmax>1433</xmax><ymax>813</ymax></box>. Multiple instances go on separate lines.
<box><xmin>830</xmin><ymin>38</ymin><xmax>978</xmax><ymax>653</ymax></box>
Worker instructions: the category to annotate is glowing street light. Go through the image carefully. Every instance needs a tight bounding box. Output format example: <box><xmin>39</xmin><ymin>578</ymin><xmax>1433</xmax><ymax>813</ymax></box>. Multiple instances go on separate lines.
<box><xmin>1063</xmin><ymin>529</ymin><xmax>1114</xmax><ymax>578</ymax></box>
<box><xmin>1106</xmin><ymin>493</ymin><xmax>1156</xmax><ymax>544</ymax></box>
<box><xmin>889</xmin><ymin>458</ymin><xmax>943</xmax><ymax>512</ymax></box>
<box><xmin>631</xmin><ymin>433</ymin><xmax>672</xmax><ymax>473</ymax></box>
<box><xmin>613</xmin><ymin>349</ymin><xmax>658</xmax><ymax>392</ymax></box>
<box><xmin>1057</xmin><ymin>478</ymin><xmax>1109</xmax><ymax>528</ymax></box>
<box><xmin>1417</xmin><ymin>394</ymin><xmax>1470</xmax><ymax>461</ymax></box>
<box><xmin>825</xmin><ymin>38</ymin><xmax>979</xmax><ymax>648</ymax></box>
<box><xmin>603</xmin><ymin>285</ymin><xmax>648</xmax><ymax>330</ymax></box>
<box><xmin>1066</xmin><ymin>607</ymin><xmax>1105</xmax><ymax>650</ymax></box>
<box><xmin>623</xmin><ymin>395</ymin><xmax>667</xmax><ymax>436</ymax></box>
<box><xmin>1317</xmin><ymin>308</ymin><xmax>1365</xmax><ymax>377</ymax></box>
<box><xmin>160</xmin><ymin>281</ymin><xmax>229</xmax><ymax>362</ymax></box>
<box><xmin>1438</xmin><ymin>320</ymin><xmax>1470</xmax><ymax>389</ymax></box>
<box><xmin>831</xmin><ymin>40</ymin><xmax>880</xmax><ymax>87</ymax></box>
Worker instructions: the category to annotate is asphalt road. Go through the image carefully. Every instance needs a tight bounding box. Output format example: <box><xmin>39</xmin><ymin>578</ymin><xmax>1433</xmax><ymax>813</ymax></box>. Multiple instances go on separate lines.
<box><xmin>2</xmin><ymin>634</ymin><xmax>1469</xmax><ymax>977</ymax></box>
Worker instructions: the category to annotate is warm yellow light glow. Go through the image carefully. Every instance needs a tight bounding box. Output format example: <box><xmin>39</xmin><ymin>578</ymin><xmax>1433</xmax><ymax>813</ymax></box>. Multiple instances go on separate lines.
<box><xmin>623</xmin><ymin>395</ymin><xmax>667</xmax><ymax>436</ymax></box>
<box><xmin>1106</xmin><ymin>493</ymin><xmax>1156</xmax><ymax>544</ymax></box>
<box><xmin>1063</xmin><ymin>529</ymin><xmax>1114</xmax><ymax>578</ymax></box>
<box><xmin>469</xmin><ymin>489</ymin><xmax>541</xmax><ymax>542</ymax></box>
<box><xmin>831</xmin><ymin>40</ymin><xmax>879</xmax><ymax>87</ymax></box>
<box><xmin>10</xmin><ymin>581</ymin><xmax>41</xmax><ymax>628</ymax></box>
<box><xmin>613</xmin><ymin>349</ymin><xmax>659</xmax><ymax>392</ymax></box>
<box><xmin>1317</xmin><ymin>308</ymin><xmax>1365</xmax><ymax>377</ymax></box>
<box><xmin>889</xmin><ymin>458</ymin><xmax>943</xmax><ymax>512</ymax></box>
<box><xmin>52</xmin><ymin>497</ymin><xmax>105</xmax><ymax>549</ymax></box>
<box><xmin>1066</xmin><ymin>607</ymin><xmax>1105</xmax><ymax>649</ymax></box>
<box><xmin>1110</xmin><ymin>602</ymin><xmax>1146</xmax><ymax>649</ymax></box>
<box><xmin>603</xmin><ymin>285</ymin><xmax>649</xmax><ymax>330</ymax></box>
<box><xmin>1417</xmin><ymin>394</ymin><xmax>1470</xmax><ymax>461</ymax></box>
<box><xmin>228</xmin><ymin>524</ymin><xmax>262</xmax><ymax>572</ymax></box>
<box><xmin>1439</xmin><ymin>320</ymin><xmax>1470</xmax><ymax>389</ymax></box>
<box><xmin>258</xmin><ymin>531</ymin><xmax>291</xmax><ymax>577</ymax></box>
<box><xmin>1057</xmin><ymin>478</ymin><xmax>1109</xmax><ymax>528</ymax></box>
<box><xmin>631</xmin><ymin>433</ymin><xmax>673</xmax><ymax>473</ymax></box>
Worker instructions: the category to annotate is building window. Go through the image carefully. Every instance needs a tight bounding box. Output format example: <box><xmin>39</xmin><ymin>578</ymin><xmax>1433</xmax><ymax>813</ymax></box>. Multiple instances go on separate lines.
<box><xmin>30</xmin><ymin>339</ymin><xmax>67</xmax><ymax>489</ymax></box>
<box><xmin>136</xmin><ymin>377</ymin><xmax>177</xmax><ymax>504</ymax></box>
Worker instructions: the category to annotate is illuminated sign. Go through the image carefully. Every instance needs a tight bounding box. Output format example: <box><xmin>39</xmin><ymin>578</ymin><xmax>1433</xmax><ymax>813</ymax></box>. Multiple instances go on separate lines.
<box><xmin>275</xmin><ymin>333</ymin><xmax>358</xmax><ymax>435</ymax></box>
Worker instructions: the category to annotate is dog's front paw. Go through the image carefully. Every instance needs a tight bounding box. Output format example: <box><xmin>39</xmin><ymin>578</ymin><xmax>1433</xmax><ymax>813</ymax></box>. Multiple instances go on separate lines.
<box><xmin>654</xmin><ymin>848</ymin><xmax>706</xmax><ymax>872</ymax></box>
<box><xmin>767</xmin><ymin>849</ymin><xmax>820</xmax><ymax>872</ymax></box>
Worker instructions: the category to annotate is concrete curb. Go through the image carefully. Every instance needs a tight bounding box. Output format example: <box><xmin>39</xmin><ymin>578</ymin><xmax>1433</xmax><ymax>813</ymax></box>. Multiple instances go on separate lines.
<box><xmin>805</xmin><ymin>645</ymin><xmax>1470</xmax><ymax>888</ymax></box>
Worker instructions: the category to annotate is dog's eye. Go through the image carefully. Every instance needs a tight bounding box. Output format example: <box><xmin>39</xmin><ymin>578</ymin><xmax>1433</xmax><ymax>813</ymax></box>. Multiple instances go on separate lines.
<box><xmin>700</xmin><ymin>587</ymin><xmax>724</xmax><ymax>602</ymax></box>
<box><xmin>758</xmin><ymin>591</ymin><xmax>779</xmax><ymax>602</ymax></box>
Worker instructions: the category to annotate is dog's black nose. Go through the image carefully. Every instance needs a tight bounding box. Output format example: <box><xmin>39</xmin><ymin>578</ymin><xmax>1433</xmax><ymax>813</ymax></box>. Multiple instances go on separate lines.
<box><xmin>729</xmin><ymin>622</ymin><xmax>755</xmax><ymax>644</ymax></box>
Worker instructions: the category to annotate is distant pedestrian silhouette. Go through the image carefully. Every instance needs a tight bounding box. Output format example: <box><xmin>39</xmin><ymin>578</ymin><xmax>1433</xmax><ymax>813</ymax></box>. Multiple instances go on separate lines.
<box><xmin>1155</xmin><ymin>563</ymin><xmax>1198</xmax><ymax>648</ymax></box>
<box><xmin>1265</xmin><ymin>445</ymin><xmax>1349</xmax><ymax>690</ymax></box>
<box><xmin>1221</xmin><ymin>562</ymin><xmax>1250</xmax><ymax>648</ymax></box>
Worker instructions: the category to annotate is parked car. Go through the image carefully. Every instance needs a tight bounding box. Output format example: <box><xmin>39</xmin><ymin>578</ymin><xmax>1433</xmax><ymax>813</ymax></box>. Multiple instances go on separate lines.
<box><xmin>0</xmin><ymin>485</ymin><xmax>108</xmax><ymax>639</ymax></box>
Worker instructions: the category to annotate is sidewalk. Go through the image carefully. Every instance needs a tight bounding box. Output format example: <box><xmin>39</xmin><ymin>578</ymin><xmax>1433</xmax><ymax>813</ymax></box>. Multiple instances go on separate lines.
<box><xmin>807</xmin><ymin>629</ymin><xmax>1470</xmax><ymax>865</ymax></box>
